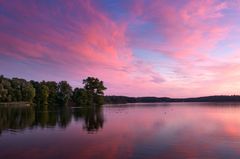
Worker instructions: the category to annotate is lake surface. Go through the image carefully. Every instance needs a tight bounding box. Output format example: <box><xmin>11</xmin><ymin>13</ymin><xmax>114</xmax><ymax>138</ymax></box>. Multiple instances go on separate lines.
<box><xmin>1</xmin><ymin>103</ymin><xmax>240</xmax><ymax>159</ymax></box>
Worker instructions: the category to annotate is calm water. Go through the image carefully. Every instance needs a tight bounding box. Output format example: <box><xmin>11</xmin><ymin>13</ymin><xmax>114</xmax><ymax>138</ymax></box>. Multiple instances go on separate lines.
<box><xmin>1</xmin><ymin>103</ymin><xmax>240</xmax><ymax>159</ymax></box>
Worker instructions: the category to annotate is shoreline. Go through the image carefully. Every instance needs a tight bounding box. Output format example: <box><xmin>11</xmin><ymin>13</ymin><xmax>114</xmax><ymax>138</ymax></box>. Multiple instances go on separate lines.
<box><xmin>0</xmin><ymin>102</ymin><xmax>31</xmax><ymax>107</ymax></box>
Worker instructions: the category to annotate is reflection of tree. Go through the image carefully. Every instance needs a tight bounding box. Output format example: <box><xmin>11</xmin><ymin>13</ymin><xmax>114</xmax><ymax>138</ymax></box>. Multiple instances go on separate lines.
<box><xmin>82</xmin><ymin>107</ymin><xmax>104</xmax><ymax>132</ymax></box>
<box><xmin>58</xmin><ymin>107</ymin><xmax>71</xmax><ymax>128</ymax></box>
<box><xmin>46</xmin><ymin>109</ymin><xmax>58</xmax><ymax>127</ymax></box>
<box><xmin>0</xmin><ymin>106</ymin><xmax>35</xmax><ymax>134</ymax></box>
<box><xmin>0</xmin><ymin>104</ymin><xmax>105</xmax><ymax>134</ymax></box>
<box><xmin>72</xmin><ymin>106</ymin><xmax>104</xmax><ymax>132</ymax></box>
<box><xmin>34</xmin><ymin>106</ymin><xmax>71</xmax><ymax>128</ymax></box>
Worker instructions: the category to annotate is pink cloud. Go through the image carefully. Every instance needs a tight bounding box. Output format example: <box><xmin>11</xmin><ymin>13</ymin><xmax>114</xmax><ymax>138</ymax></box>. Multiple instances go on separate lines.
<box><xmin>128</xmin><ymin>0</ymin><xmax>231</xmax><ymax>58</ymax></box>
<box><xmin>1</xmin><ymin>0</ymin><xmax>240</xmax><ymax>97</ymax></box>
<box><xmin>0</xmin><ymin>0</ymin><xmax>167</xmax><ymax>96</ymax></box>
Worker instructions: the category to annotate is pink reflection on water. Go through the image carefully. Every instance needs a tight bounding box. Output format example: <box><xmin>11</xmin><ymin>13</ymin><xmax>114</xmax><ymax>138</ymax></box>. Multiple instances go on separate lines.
<box><xmin>1</xmin><ymin>103</ymin><xmax>240</xmax><ymax>158</ymax></box>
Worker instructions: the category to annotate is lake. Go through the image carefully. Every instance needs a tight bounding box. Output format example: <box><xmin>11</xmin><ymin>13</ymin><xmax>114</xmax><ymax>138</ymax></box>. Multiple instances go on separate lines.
<box><xmin>1</xmin><ymin>102</ymin><xmax>240</xmax><ymax>159</ymax></box>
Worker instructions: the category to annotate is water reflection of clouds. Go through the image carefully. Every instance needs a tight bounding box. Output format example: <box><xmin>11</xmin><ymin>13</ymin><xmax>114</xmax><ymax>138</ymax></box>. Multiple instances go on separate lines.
<box><xmin>1</xmin><ymin>103</ymin><xmax>240</xmax><ymax>158</ymax></box>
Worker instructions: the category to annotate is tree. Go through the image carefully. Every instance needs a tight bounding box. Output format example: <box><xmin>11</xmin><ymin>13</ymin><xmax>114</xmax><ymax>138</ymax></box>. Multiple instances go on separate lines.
<box><xmin>0</xmin><ymin>76</ymin><xmax>11</xmax><ymax>102</ymax></box>
<box><xmin>45</xmin><ymin>81</ymin><xmax>58</xmax><ymax>106</ymax></box>
<box><xmin>57</xmin><ymin>81</ymin><xmax>72</xmax><ymax>106</ymax></box>
<box><xmin>0</xmin><ymin>76</ymin><xmax>35</xmax><ymax>103</ymax></box>
<box><xmin>22</xmin><ymin>83</ymin><xmax>35</xmax><ymax>102</ymax></box>
<box><xmin>11</xmin><ymin>78</ymin><xmax>24</xmax><ymax>101</ymax></box>
<box><xmin>83</xmin><ymin>77</ymin><xmax>107</xmax><ymax>105</ymax></box>
<box><xmin>0</xmin><ymin>75</ymin><xmax>107</xmax><ymax>108</ymax></box>
<box><xmin>30</xmin><ymin>81</ymin><xmax>41</xmax><ymax>105</ymax></box>
<box><xmin>72</xmin><ymin>88</ymin><xmax>88</xmax><ymax>106</ymax></box>
<box><xmin>83</xmin><ymin>77</ymin><xmax>106</xmax><ymax>95</ymax></box>
<box><xmin>40</xmin><ymin>84</ymin><xmax>49</xmax><ymax>106</ymax></box>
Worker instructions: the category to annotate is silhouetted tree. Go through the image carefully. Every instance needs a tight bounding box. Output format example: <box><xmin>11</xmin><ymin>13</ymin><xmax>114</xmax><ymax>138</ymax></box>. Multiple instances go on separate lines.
<box><xmin>30</xmin><ymin>80</ymin><xmax>41</xmax><ymax>105</ymax></box>
<box><xmin>0</xmin><ymin>76</ymin><xmax>36</xmax><ymax>103</ymax></box>
<box><xmin>45</xmin><ymin>81</ymin><xmax>58</xmax><ymax>106</ymax></box>
<box><xmin>0</xmin><ymin>76</ymin><xmax>11</xmax><ymax>102</ymax></box>
<box><xmin>72</xmin><ymin>88</ymin><xmax>89</xmax><ymax>106</ymax></box>
<box><xmin>40</xmin><ymin>84</ymin><xmax>49</xmax><ymax>106</ymax></box>
<box><xmin>11</xmin><ymin>78</ymin><xmax>24</xmax><ymax>101</ymax></box>
<box><xmin>57</xmin><ymin>81</ymin><xmax>72</xmax><ymax>106</ymax></box>
<box><xmin>83</xmin><ymin>77</ymin><xmax>107</xmax><ymax>106</ymax></box>
<box><xmin>22</xmin><ymin>83</ymin><xmax>35</xmax><ymax>102</ymax></box>
<box><xmin>0</xmin><ymin>75</ymin><xmax>107</xmax><ymax>108</ymax></box>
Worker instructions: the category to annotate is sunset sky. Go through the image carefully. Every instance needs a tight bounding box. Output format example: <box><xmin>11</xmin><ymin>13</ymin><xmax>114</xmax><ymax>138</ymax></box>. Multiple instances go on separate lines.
<box><xmin>1</xmin><ymin>0</ymin><xmax>240</xmax><ymax>97</ymax></box>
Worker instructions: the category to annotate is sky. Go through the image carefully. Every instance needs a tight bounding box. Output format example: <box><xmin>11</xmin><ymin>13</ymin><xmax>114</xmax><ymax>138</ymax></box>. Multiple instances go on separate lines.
<box><xmin>1</xmin><ymin>0</ymin><xmax>240</xmax><ymax>97</ymax></box>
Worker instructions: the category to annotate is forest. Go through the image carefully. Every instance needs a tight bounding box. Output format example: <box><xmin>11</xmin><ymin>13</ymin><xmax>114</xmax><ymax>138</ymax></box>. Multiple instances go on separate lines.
<box><xmin>2</xmin><ymin>75</ymin><xmax>240</xmax><ymax>107</ymax></box>
<box><xmin>104</xmin><ymin>95</ymin><xmax>240</xmax><ymax>104</ymax></box>
<box><xmin>0</xmin><ymin>75</ymin><xmax>106</xmax><ymax>108</ymax></box>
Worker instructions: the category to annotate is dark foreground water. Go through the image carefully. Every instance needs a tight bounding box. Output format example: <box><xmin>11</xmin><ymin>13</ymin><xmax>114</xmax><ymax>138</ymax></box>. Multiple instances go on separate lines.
<box><xmin>1</xmin><ymin>103</ymin><xmax>240</xmax><ymax>159</ymax></box>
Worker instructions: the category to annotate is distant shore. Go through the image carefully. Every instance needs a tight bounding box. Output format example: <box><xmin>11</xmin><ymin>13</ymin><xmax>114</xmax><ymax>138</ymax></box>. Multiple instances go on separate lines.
<box><xmin>2</xmin><ymin>95</ymin><xmax>240</xmax><ymax>106</ymax></box>
<box><xmin>104</xmin><ymin>95</ymin><xmax>240</xmax><ymax>104</ymax></box>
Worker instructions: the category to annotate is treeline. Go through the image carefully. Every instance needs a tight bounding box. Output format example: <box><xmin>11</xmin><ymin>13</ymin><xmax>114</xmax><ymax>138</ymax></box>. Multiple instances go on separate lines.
<box><xmin>0</xmin><ymin>75</ymin><xmax>106</xmax><ymax>107</ymax></box>
<box><xmin>104</xmin><ymin>96</ymin><xmax>173</xmax><ymax>104</ymax></box>
<box><xmin>104</xmin><ymin>95</ymin><xmax>240</xmax><ymax>104</ymax></box>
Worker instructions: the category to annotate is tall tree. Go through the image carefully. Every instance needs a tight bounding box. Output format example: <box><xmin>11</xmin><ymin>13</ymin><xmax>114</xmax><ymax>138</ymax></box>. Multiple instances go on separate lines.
<box><xmin>30</xmin><ymin>81</ymin><xmax>41</xmax><ymax>105</ymax></box>
<box><xmin>22</xmin><ymin>83</ymin><xmax>35</xmax><ymax>102</ymax></box>
<box><xmin>72</xmin><ymin>88</ymin><xmax>88</xmax><ymax>106</ymax></box>
<box><xmin>0</xmin><ymin>76</ymin><xmax>11</xmax><ymax>102</ymax></box>
<box><xmin>83</xmin><ymin>77</ymin><xmax>107</xmax><ymax>105</ymax></box>
<box><xmin>40</xmin><ymin>84</ymin><xmax>49</xmax><ymax>106</ymax></box>
<box><xmin>57</xmin><ymin>81</ymin><xmax>72</xmax><ymax>106</ymax></box>
<box><xmin>45</xmin><ymin>81</ymin><xmax>58</xmax><ymax>106</ymax></box>
<box><xmin>11</xmin><ymin>78</ymin><xmax>23</xmax><ymax>101</ymax></box>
